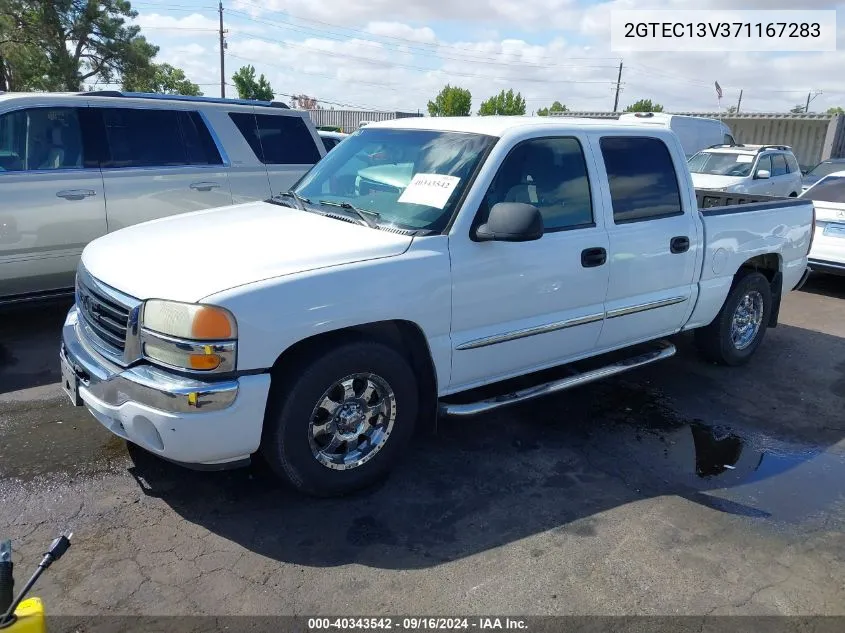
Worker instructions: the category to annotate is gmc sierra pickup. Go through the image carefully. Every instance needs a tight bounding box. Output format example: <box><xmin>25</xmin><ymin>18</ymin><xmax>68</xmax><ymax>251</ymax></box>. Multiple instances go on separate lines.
<box><xmin>59</xmin><ymin>116</ymin><xmax>815</xmax><ymax>496</ymax></box>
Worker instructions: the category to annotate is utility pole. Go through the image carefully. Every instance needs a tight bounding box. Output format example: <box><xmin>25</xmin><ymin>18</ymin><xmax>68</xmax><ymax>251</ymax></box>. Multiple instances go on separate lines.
<box><xmin>806</xmin><ymin>89</ymin><xmax>822</xmax><ymax>113</ymax></box>
<box><xmin>736</xmin><ymin>89</ymin><xmax>743</xmax><ymax>113</ymax></box>
<box><xmin>613</xmin><ymin>61</ymin><xmax>623</xmax><ymax>112</ymax></box>
<box><xmin>218</xmin><ymin>1</ymin><xmax>226</xmax><ymax>98</ymax></box>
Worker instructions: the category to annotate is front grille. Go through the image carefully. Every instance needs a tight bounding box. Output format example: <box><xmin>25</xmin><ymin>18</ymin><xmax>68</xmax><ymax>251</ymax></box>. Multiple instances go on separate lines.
<box><xmin>77</xmin><ymin>276</ymin><xmax>131</xmax><ymax>357</ymax></box>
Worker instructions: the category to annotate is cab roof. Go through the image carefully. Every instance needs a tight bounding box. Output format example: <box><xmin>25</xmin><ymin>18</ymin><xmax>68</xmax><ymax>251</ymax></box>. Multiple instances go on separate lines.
<box><xmin>368</xmin><ymin>115</ymin><xmax>678</xmax><ymax>138</ymax></box>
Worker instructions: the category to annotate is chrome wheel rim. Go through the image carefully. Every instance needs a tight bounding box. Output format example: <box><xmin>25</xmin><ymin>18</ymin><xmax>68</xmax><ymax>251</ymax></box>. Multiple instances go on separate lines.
<box><xmin>730</xmin><ymin>290</ymin><xmax>764</xmax><ymax>350</ymax></box>
<box><xmin>308</xmin><ymin>373</ymin><xmax>397</xmax><ymax>470</ymax></box>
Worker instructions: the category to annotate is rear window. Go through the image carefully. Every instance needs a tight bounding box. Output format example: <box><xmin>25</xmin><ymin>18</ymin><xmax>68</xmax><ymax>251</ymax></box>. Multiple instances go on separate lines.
<box><xmin>599</xmin><ymin>136</ymin><xmax>683</xmax><ymax>223</ymax></box>
<box><xmin>230</xmin><ymin>112</ymin><xmax>321</xmax><ymax>165</ymax></box>
<box><xmin>785</xmin><ymin>153</ymin><xmax>800</xmax><ymax>173</ymax></box>
<box><xmin>803</xmin><ymin>175</ymin><xmax>845</xmax><ymax>203</ymax></box>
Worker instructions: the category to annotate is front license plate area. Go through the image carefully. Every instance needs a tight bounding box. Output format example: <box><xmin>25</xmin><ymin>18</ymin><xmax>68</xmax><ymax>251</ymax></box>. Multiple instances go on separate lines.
<box><xmin>61</xmin><ymin>352</ymin><xmax>82</xmax><ymax>406</ymax></box>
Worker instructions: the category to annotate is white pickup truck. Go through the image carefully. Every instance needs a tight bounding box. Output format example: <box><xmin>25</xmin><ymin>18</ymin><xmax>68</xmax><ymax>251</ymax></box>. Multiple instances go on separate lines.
<box><xmin>60</xmin><ymin>116</ymin><xmax>815</xmax><ymax>496</ymax></box>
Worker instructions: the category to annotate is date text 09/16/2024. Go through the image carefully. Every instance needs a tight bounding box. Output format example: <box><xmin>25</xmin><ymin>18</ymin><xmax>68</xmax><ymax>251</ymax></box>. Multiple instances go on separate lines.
<box><xmin>307</xmin><ymin>618</ymin><xmax>529</xmax><ymax>630</ymax></box>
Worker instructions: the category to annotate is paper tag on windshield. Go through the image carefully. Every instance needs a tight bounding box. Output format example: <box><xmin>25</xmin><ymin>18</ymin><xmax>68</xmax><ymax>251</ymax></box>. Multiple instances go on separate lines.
<box><xmin>736</xmin><ymin>155</ymin><xmax>754</xmax><ymax>163</ymax></box>
<box><xmin>397</xmin><ymin>173</ymin><xmax>460</xmax><ymax>209</ymax></box>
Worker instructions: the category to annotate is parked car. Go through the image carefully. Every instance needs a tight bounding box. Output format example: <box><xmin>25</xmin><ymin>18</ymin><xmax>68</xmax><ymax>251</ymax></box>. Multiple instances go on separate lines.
<box><xmin>0</xmin><ymin>91</ymin><xmax>325</xmax><ymax>304</ymax></box>
<box><xmin>801</xmin><ymin>157</ymin><xmax>845</xmax><ymax>192</ymax></box>
<box><xmin>318</xmin><ymin>130</ymin><xmax>348</xmax><ymax>152</ymax></box>
<box><xmin>60</xmin><ymin>116</ymin><xmax>814</xmax><ymax>497</ymax></box>
<box><xmin>800</xmin><ymin>170</ymin><xmax>845</xmax><ymax>276</ymax></box>
<box><xmin>618</xmin><ymin>112</ymin><xmax>735</xmax><ymax>159</ymax></box>
<box><xmin>688</xmin><ymin>144</ymin><xmax>803</xmax><ymax>197</ymax></box>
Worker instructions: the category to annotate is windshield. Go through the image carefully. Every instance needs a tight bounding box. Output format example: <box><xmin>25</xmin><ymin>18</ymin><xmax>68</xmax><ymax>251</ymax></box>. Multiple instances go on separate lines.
<box><xmin>801</xmin><ymin>175</ymin><xmax>845</xmax><ymax>203</ymax></box>
<box><xmin>688</xmin><ymin>151</ymin><xmax>754</xmax><ymax>177</ymax></box>
<box><xmin>292</xmin><ymin>128</ymin><xmax>496</xmax><ymax>232</ymax></box>
<box><xmin>807</xmin><ymin>161</ymin><xmax>845</xmax><ymax>179</ymax></box>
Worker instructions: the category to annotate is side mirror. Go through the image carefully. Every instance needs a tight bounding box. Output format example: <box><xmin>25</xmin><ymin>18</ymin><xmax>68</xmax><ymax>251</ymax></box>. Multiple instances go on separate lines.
<box><xmin>755</xmin><ymin>169</ymin><xmax>771</xmax><ymax>180</ymax></box>
<box><xmin>474</xmin><ymin>202</ymin><xmax>544</xmax><ymax>242</ymax></box>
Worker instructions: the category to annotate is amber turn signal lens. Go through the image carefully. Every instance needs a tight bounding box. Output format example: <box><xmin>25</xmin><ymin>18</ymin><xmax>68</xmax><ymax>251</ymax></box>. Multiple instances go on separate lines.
<box><xmin>191</xmin><ymin>307</ymin><xmax>233</xmax><ymax>339</ymax></box>
<box><xmin>188</xmin><ymin>353</ymin><xmax>222</xmax><ymax>370</ymax></box>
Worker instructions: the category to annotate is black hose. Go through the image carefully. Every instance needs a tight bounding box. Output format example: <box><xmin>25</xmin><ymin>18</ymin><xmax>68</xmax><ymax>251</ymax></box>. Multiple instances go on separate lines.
<box><xmin>0</xmin><ymin>541</ymin><xmax>12</xmax><ymax>615</ymax></box>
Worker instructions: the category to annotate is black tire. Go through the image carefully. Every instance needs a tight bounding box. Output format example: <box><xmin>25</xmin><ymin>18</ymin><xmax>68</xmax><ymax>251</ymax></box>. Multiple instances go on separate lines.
<box><xmin>261</xmin><ymin>340</ymin><xmax>418</xmax><ymax>497</ymax></box>
<box><xmin>694</xmin><ymin>270</ymin><xmax>773</xmax><ymax>366</ymax></box>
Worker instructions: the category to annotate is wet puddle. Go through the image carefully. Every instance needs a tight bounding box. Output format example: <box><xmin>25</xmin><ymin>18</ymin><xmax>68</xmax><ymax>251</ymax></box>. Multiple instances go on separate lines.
<box><xmin>0</xmin><ymin>396</ymin><xmax>129</xmax><ymax>482</ymax></box>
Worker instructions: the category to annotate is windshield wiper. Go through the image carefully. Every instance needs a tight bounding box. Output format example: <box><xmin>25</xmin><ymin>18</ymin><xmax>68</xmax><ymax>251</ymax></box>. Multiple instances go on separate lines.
<box><xmin>317</xmin><ymin>200</ymin><xmax>380</xmax><ymax>229</ymax></box>
<box><xmin>269</xmin><ymin>190</ymin><xmax>311</xmax><ymax>210</ymax></box>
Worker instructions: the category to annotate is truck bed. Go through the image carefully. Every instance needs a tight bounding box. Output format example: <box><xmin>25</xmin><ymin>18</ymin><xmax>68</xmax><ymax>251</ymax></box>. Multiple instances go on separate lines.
<box><xmin>697</xmin><ymin>189</ymin><xmax>788</xmax><ymax>208</ymax></box>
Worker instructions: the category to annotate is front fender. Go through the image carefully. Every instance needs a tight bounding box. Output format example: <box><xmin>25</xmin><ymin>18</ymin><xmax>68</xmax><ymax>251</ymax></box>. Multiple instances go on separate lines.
<box><xmin>201</xmin><ymin>237</ymin><xmax>453</xmax><ymax>390</ymax></box>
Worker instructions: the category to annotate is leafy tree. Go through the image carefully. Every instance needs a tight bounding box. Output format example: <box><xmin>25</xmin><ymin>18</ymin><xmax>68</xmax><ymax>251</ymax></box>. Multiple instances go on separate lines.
<box><xmin>427</xmin><ymin>84</ymin><xmax>472</xmax><ymax>117</ymax></box>
<box><xmin>624</xmin><ymin>98</ymin><xmax>664</xmax><ymax>113</ymax></box>
<box><xmin>827</xmin><ymin>106</ymin><xmax>844</xmax><ymax>115</ymax></box>
<box><xmin>537</xmin><ymin>100</ymin><xmax>567</xmax><ymax>116</ymax></box>
<box><xmin>232</xmin><ymin>65</ymin><xmax>274</xmax><ymax>101</ymax></box>
<box><xmin>122</xmin><ymin>62</ymin><xmax>201</xmax><ymax>95</ymax></box>
<box><xmin>725</xmin><ymin>105</ymin><xmax>737</xmax><ymax>114</ymax></box>
<box><xmin>0</xmin><ymin>0</ymin><xmax>158</xmax><ymax>91</ymax></box>
<box><xmin>790</xmin><ymin>104</ymin><xmax>806</xmax><ymax>113</ymax></box>
<box><xmin>478</xmin><ymin>88</ymin><xmax>526</xmax><ymax>116</ymax></box>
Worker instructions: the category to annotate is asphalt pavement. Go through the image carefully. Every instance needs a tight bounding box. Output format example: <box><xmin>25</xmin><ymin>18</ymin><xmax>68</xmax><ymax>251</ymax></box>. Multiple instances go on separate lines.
<box><xmin>1</xmin><ymin>276</ymin><xmax>843</xmax><ymax>618</ymax></box>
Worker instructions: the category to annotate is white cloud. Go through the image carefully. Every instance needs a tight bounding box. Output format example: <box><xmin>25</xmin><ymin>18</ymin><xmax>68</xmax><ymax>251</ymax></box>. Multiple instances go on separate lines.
<box><xmin>365</xmin><ymin>22</ymin><xmax>437</xmax><ymax>44</ymax></box>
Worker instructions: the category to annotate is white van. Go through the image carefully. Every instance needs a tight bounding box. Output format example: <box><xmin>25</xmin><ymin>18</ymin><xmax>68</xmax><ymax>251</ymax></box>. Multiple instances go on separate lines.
<box><xmin>618</xmin><ymin>112</ymin><xmax>735</xmax><ymax>159</ymax></box>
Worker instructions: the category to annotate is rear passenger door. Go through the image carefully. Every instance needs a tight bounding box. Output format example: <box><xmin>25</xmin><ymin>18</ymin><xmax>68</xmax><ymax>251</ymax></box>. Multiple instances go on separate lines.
<box><xmin>0</xmin><ymin>106</ymin><xmax>107</xmax><ymax>299</ymax></box>
<box><xmin>95</xmin><ymin>106</ymin><xmax>233</xmax><ymax>231</ymax></box>
<box><xmin>592</xmin><ymin>135</ymin><xmax>699</xmax><ymax>350</ymax></box>
<box><xmin>769</xmin><ymin>153</ymin><xmax>793</xmax><ymax>196</ymax></box>
<box><xmin>229</xmin><ymin>111</ymin><xmax>323</xmax><ymax>196</ymax></box>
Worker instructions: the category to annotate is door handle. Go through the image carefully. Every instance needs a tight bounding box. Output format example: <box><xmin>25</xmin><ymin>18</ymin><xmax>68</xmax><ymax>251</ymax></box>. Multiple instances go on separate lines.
<box><xmin>670</xmin><ymin>236</ymin><xmax>690</xmax><ymax>254</ymax></box>
<box><xmin>190</xmin><ymin>181</ymin><xmax>220</xmax><ymax>192</ymax></box>
<box><xmin>56</xmin><ymin>189</ymin><xmax>96</xmax><ymax>201</ymax></box>
<box><xmin>581</xmin><ymin>247</ymin><xmax>607</xmax><ymax>268</ymax></box>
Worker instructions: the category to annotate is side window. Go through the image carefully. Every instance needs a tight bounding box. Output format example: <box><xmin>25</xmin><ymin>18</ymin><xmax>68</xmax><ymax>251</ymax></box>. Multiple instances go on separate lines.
<box><xmin>483</xmin><ymin>137</ymin><xmax>594</xmax><ymax>232</ymax></box>
<box><xmin>724</xmin><ymin>134</ymin><xmax>735</xmax><ymax>145</ymax></box>
<box><xmin>102</xmin><ymin>108</ymin><xmax>187</xmax><ymax>168</ymax></box>
<box><xmin>229</xmin><ymin>112</ymin><xmax>321</xmax><ymax>165</ymax></box>
<box><xmin>785</xmin><ymin>154</ymin><xmax>800</xmax><ymax>174</ymax></box>
<box><xmin>771</xmin><ymin>153</ymin><xmax>788</xmax><ymax>176</ymax></box>
<box><xmin>0</xmin><ymin>107</ymin><xmax>84</xmax><ymax>172</ymax></box>
<box><xmin>255</xmin><ymin>114</ymin><xmax>322</xmax><ymax>165</ymax></box>
<box><xmin>756</xmin><ymin>154</ymin><xmax>772</xmax><ymax>175</ymax></box>
<box><xmin>178</xmin><ymin>111</ymin><xmax>223</xmax><ymax>165</ymax></box>
<box><xmin>599</xmin><ymin>136</ymin><xmax>683</xmax><ymax>223</ymax></box>
<box><xmin>322</xmin><ymin>137</ymin><xmax>338</xmax><ymax>152</ymax></box>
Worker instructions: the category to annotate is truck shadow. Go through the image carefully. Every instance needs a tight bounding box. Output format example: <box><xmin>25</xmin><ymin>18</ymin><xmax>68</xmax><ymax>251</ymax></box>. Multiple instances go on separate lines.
<box><xmin>798</xmin><ymin>273</ymin><xmax>845</xmax><ymax>300</ymax></box>
<box><xmin>126</xmin><ymin>322</ymin><xmax>845</xmax><ymax>570</ymax></box>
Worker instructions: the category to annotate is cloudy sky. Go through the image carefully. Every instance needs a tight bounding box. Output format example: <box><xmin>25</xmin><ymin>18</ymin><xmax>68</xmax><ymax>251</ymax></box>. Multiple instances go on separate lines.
<box><xmin>124</xmin><ymin>0</ymin><xmax>845</xmax><ymax>114</ymax></box>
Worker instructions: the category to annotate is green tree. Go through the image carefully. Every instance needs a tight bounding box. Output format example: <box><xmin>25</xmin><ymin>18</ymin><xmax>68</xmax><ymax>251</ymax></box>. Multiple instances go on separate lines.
<box><xmin>624</xmin><ymin>98</ymin><xmax>664</xmax><ymax>113</ymax></box>
<box><xmin>790</xmin><ymin>104</ymin><xmax>806</xmax><ymax>113</ymax></box>
<box><xmin>232</xmin><ymin>65</ymin><xmax>274</xmax><ymax>101</ymax></box>
<box><xmin>122</xmin><ymin>62</ymin><xmax>201</xmax><ymax>95</ymax></box>
<box><xmin>478</xmin><ymin>88</ymin><xmax>526</xmax><ymax>116</ymax></box>
<box><xmin>427</xmin><ymin>84</ymin><xmax>472</xmax><ymax>116</ymax></box>
<box><xmin>537</xmin><ymin>100</ymin><xmax>567</xmax><ymax>116</ymax></box>
<box><xmin>827</xmin><ymin>106</ymin><xmax>844</xmax><ymax>115</ymax></box>
<box><xmin>725</xmin><ymin>105</ymin><xmax>737</xmax><ymax>114</ymax></box>
<box><xmin>0</xmin><ymin>0</ymin><xmax>158</xmax><ymax>91</ymax></box>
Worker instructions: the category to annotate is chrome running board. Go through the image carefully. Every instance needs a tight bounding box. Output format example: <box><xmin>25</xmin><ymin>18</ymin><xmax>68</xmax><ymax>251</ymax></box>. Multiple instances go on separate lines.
<box><xmin>439</xmin><ymin>340</ymin><xmax>676</xmax><ymax>417</ymax></box>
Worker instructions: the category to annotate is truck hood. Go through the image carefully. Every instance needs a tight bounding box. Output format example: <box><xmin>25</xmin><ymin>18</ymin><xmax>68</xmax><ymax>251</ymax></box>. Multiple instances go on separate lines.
<box><xmin>690</xmin><ymin>173</ymin><xmax>747</xmax><ymax>190</ymax></box>
<box><xmin>81</xmin><ymin>201</ymin><xmax>414</xmax><ymax>303</ymax></box>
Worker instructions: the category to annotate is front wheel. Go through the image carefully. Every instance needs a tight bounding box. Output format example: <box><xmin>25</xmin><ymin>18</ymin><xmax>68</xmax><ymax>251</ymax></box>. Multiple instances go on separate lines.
<box><xmin>261</xmin><ymin>340</ymin><xmax>419</xmax><ymax>497</ymax></box>
<box><xmin>694</xmin><ymin>270</ymin><xmax>773</xmax><ymax>366</ymax></box>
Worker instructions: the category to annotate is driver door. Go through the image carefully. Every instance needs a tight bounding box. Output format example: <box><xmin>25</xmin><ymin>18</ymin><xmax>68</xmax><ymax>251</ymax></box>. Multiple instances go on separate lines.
<box><xmin>448</xmin><ymin>135</ymin><xmax>610</xmax><ymax>391</ymax></box>
<box><xmin>750</xmin><ymin>154</ymin><xmax>773</xmax><ymax>194</ymax></box>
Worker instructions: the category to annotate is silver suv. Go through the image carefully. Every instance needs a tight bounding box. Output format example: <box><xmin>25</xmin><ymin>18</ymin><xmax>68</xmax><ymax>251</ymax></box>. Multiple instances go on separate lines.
<box><xmin>0</xmin><ymin>91</ymin><xmax>325</xmax><ymax>304</ymax></box>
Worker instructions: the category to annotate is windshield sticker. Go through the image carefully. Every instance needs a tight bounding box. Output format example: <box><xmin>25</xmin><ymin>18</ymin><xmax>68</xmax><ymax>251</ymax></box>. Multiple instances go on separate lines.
<box><xmin>397</xmin><ymin>173</ymin><xmax>461</xmax><ymax>209</ymax></box>
<box><xmin>736</xmin><ymin>155</ymin><xmax>754</xmax><ymax>163</ymax></box>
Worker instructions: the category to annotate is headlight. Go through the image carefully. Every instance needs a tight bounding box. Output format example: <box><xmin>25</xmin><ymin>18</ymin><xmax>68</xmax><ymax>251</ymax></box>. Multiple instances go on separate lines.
<box><xmin>140</xmin><ymin>300</ymin><xmax>237</xmax><ymax>373</ymax></box>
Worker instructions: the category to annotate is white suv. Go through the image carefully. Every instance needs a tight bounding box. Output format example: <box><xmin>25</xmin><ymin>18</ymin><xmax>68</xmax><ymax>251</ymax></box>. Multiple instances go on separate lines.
<box><xmin>688</xmin><ymin>144</ymin><xmax>803</xmax><ymax>198</ymax></box>
<box><xmin>0</xmin><ymin>91</ymin><xmax>325</xmax><ymax>304</ymax></box>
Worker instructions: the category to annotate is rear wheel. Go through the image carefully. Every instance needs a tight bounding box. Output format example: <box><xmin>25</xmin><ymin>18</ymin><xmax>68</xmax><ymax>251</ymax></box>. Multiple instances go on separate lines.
<box><xmin>694</xmin><ymin>270</ymin><xmax>773</xmax><ymax>366</ymax></box>
<box><xmin>261</xmin><ymin>340</ymin><xmax>418</xmax><ymax>497</ymax></box>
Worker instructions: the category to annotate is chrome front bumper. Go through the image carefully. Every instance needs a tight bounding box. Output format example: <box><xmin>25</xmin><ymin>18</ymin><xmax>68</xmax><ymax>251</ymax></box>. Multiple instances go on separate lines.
<box><xmin>62</xmin><ymin>306</ymin><xmax>238</xmax><ymax>414</ymax></box>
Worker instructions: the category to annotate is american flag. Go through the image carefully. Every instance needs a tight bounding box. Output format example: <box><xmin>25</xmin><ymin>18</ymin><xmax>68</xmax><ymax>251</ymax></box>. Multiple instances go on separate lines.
<box><xmin>715</xmin><ymin>81</ymin><xmax>723</xmax><ymax>99</ymax></box>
